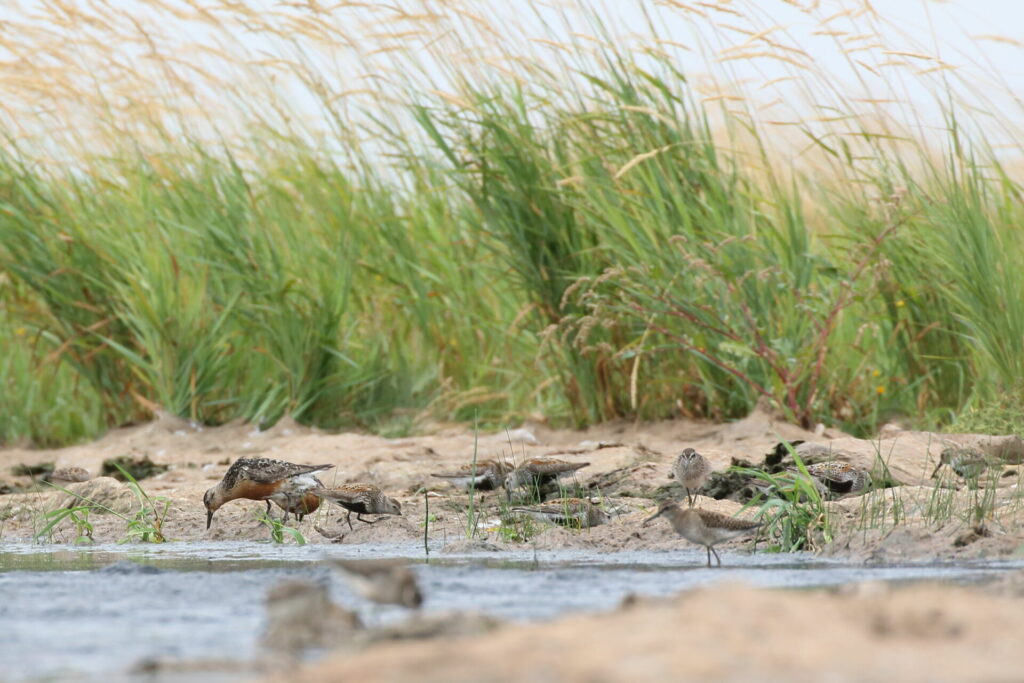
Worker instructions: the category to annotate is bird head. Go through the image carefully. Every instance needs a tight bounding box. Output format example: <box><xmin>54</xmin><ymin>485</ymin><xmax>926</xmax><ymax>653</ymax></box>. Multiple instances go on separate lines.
<box><xmin>383</xmin><ymin>496</ymin><xmax>402</xmax><ymax>516</ymax></box>
<box><xmin>642</xmin><ymin>499</ymin><xmax>679</xmax><ymax>527</ymax></box>
<box><xmin>203</xmin><ymin>487</ymin><xmax>223</xmax><ymax>529</ymax></box>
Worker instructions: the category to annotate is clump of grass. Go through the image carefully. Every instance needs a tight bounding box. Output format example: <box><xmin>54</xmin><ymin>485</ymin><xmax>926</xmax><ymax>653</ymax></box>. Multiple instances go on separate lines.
<box><xmin>924</xmin><ymin>471</ymin><xmax>1004</xmax><ymax>530</ymax></box>
<box><xmin>36</xmin><ymin>464</ymin><xmax>169</xmax><ymax>543</ymax></box>
<box><xmin>35</xmin><ymin>505</ymin><xmax>95</xmax><ymax>545</ymax></box>
<box><xmin>736</xmin><ymin>455</ymin><xmax>832</xmax><ymax>553</ymax></box>
<box><xmin>113</xmin><ymin>464</ymin><xmax>169</xmax><ymax>543</ymax></box>
<box><xmin>254</xmin><ymin>510</ymin><xmax>306</xmax><ymax>545</ymax></box>
<box><xmin>465</xmin><ymin>418</ymin><xmax>481</xmax><ymax>539</ymax></box>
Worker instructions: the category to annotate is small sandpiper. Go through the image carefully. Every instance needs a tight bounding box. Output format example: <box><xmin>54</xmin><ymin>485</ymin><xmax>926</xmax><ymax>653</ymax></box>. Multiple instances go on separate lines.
<box><xmin>795</xmin><ymin>461</ymin><xmax>870</xmax><ymax>497</ymax></box>
<box><xmin>203</xmin><ymin>458</ymin><xmax>333</xmax><ymax>529</ymax></box>
<box><xmin>328</xmin><ymin>558</ymin><xmax>423</xmax><ymax>608</ymax></box>
<box><xmin>431</xmin><ymin>459</ymin><xmax>514</xmax><ymax>491</ymax></box>
<box><xmin>46</xmin><ymin>467</ymin><xmax>91</xmax><ymax>484</ymax></box>
<box><xmin>669</xmin><ymin>448</ymin><xmax>710</xmax><ymax>506</ymax></box>
<box><xmin>312</xmin><ymin>484</ymin><xmax>402</xmax><ymax>529</ymax></box>
<box><xmin>504</xmin><ymin>458</ymin><xmax>590</xmax><ymax>497</ymax></box>
<box><xmin>932</xmin><ymin>446</ymin><xmax>999</xmax><ymax>483</ymax></box>
<box><xmin>643</xmin><ymin>501</ymin><xmax>760</xmax><ymax>567</ymax></box>
<box><xmin>510</xmin><ymin>497</ymin><xmax>611</xmax><ymax>528</ymax></box>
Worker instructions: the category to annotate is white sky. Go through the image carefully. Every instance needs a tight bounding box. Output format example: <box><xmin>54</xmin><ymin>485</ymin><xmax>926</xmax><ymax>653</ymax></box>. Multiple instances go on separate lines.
<box><xmin>2</xmin><ymin>1</ymin><xmax>1022</xmax><ymax>158</ymax></box>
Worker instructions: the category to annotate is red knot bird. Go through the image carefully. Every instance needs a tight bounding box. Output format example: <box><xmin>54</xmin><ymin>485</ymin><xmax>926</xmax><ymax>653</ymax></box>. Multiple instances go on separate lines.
<box><xmin>510</xmin><ymin>497</ymin><xmax>611</xmax><ymax>528</ymax></box>
<box><xmin>203</xmin><ymin>458</ymin><xmax>333</xmax><ymax>529</ymax></box>
<box><xmin>643</xmin><ymin>501</ymin><xmax>760</xmax><ymax>567</ymax></box>
<box><xmin>312</xmin><ymin>484</ymin><xmax>402</xmax><ymax>529</ymax></box>
<box><xmin>932</xmin><ymin>446</ymin><xmax>999</xmax><ymax>483</ymax></box>
<box><xmin>46</xmin><ymin>467</ymin><xmax>91</xmax><ymax>484</ymax></box>
<box><xmin>796</xmin><ymin>461</ymin><xmax>870</xmax><ymax>497</ymax></box>
<box><xmin>669</xmin><ymin>448</ymin><xmax>710</xmax><ymax>507</ymax></box>
<box><xmin>328</xmin><ymin>558</ymin><xmax>423</xmax><ymax>608</ymax></box>
<box><xmin>431</xmin><ymin>459</ymin><xmax>514</xmax><ymax>491</ymax></box>
<box><xmin>503</xmin><ymin>458</ymin><xmax>590</xmax><ymax>497</ymax></box>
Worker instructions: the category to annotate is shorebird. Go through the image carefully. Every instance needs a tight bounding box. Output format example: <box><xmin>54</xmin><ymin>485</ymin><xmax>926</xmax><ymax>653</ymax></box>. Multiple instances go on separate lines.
<box><xmin>510</xmin><ymin>497</ymin><xmax>611</xmax><ymax>528</ymax></box>
<box><xmin>431</xmin><ymin>459</ymin><xmax>514</xmax><ymax>491</ymax></box>
<box><xmin>312</xmin><ymin>484</ymin><xmax>402</xmax><ymax>529</ymax></box>
<box><xmin>261</xmin><ymin>580</ymin><xmax>361</xmax><ymax>655</ymax></box>
<box><xmin>643</xmin><ymin>501</ymin><xmax>760</xmax><ymax>567</ymax></box>
<box><xmin>46</xmin><ymin>467</ymin><xmax>91</xmax><ymax>484</ymax></box>
<box><xmin>503</xmin><ymin>458</ymin><xmax>590</xmax><ymax>498</ymax></box>
<box><xmin>793</xmin><ymin>461</ymin><xmax>870</xmax><ymax>497</ymax></box>
<box><xmin>932</xmin><ymin>446</ymin><xmax>999</xmax><ymax>482</ymax></box>
<box><xmin>328</xmin><ymin>558</ymin><xmax>423</xmax><ymax>608</ymax></box>
<box><xmin>669</xmin><ymin>448</ymin><xmax>710</xmax><ymax>506</ymax></box>
<box><xmin>203</xmin><ymin>458</ymin><xmax>333</xmax><ymax>529</ymax></box>
<box><xmin>271</xmin><ymin>491</ymin><xmax>323</xmax><ymax>522</ymax></box>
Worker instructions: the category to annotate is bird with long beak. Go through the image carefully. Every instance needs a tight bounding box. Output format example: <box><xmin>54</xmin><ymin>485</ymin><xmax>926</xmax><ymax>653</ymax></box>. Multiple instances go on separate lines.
<box><xmin>931</xmin><ymin>446</ymin><xmax>999</xmax><ymax>483</ymax></box>
<box><xmin>203</xmin><ymin>458</ymin><xmax>333</xmax><ymax>529</ymax></box>
<box><xmin>643</xmin><ymin>501</ymin><xmax>760</xmax><ymax>567</ymax></box>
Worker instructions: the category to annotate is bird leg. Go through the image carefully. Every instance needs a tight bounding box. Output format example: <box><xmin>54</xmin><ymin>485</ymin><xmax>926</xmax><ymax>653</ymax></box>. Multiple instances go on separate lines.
<box><xmin>686</xmin><ymin>488</ymin><xmax>694</xmax><ymax>507</ymax></box>
<box><xmin>345</xmin><ymin>510</ymin><xmax>354</xmax><ymax>530</ymax></box>
<box><xmin>706</xmin><ymin>546</ymin><xmax>712</xmax><ymax>568</ymax></box>
<box><xmin>711</xmin><ymin>546</ymin><xmax>722</xmax><ymax>567</ymax></box>
<box><xmin>356</xmin><ymin>514</ymin><xmax>381</xmax><ymax>525</ymax></box>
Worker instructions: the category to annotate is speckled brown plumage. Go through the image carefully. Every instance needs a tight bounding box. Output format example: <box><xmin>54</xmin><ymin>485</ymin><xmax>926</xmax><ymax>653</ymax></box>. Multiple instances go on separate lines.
<box><xmin>312</xmin><ymin>484</ymin><xmax>402</xmax><ymax>529</ymax></box>
<box><xmin>431</xmin><ymin>459</ymin><xmax>514</xmax><ymax>491</ymax></box>
<box><xmin>801</xmin><ymin>462</ymin><xmax>870</xmax><ymax>496</ymax></box>
<box><xmin>670</xmin><ymin>448</ymin><xmax>710</xmax><ymax>507</ymax></box>
<box><xmin>504</xmin><ymin>458</ymin><xmax>590</xmax><ymax>494</ymax></box>
<box><xmin>511</xmin><ymin>497</ymin><xmax>611</xmax><ymax>528</ymax></box>
<box><xmin>203</xmin><ymin>458</ymin><xmax>333</xmax><ymax>529</ymax></box>
<box><xmin>643</xmin><ymin>502</ymin><xmax>760</xmax><ymax>567</ymax></box>
<box><xmin>932</xmin><ymin>446</ymin><xmax>999</xmax><ymax>481</ymax></box>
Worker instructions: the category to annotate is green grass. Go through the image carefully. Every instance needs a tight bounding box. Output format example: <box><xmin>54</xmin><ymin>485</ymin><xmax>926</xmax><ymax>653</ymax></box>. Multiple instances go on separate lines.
<box><xmin>1</xmin><ymin>4</ymin><xmax>1023</xmax><ymax>445</ymax></box>
<box><xmin>737</xmin><ymin>456</ymin><xmax>832</xmax><ymax>553</ymax></box>
<box><xmin>36</xmin><ymin>468</ymin><xmax>168</xmax><ymax>544</ymax></box>
<box><xmin>254</xmin><ymin>510</ymin><xmax>306</xmax><ymax>545</ymax></box>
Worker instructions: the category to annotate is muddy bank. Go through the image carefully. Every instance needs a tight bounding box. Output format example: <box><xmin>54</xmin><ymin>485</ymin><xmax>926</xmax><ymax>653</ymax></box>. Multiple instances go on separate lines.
<box><xmin>1</xmin><ymin>409</ymin><xmax>1023</xmax><ymax>561</ymax></box>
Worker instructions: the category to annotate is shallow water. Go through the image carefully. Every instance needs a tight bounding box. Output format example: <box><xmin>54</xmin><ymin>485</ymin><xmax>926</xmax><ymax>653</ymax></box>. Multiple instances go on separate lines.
<box><xmin>2</xmin><ymin>541</ymin><xmax>1020</xmax><ymax>681</ymax></box>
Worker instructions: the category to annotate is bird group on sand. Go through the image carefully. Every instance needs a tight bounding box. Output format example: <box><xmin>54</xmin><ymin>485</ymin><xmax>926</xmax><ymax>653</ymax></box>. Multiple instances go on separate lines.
<box><xmin>202</xmin><ymin>453</ymin><xmax>607</xmax><ymax>542</ymax></box>
<box><xmin>201</xmin><ymin>444</ymin><xmax>887</xmax><ymax>568</ymax></box>
<box><xmin>203</xmin><ymin>457</ymin><xmax>402</xmax><ymax>533</ymax></box>
<box><xmin>200</xmin><ymin>450</ymin><xmax>756</xmax><ymax>566</ymax></box>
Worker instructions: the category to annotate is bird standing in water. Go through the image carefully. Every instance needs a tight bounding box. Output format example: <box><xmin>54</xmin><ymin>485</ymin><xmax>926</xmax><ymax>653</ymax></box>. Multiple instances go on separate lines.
<box><xmin>643</xmin><ymin>501</ymin><xmax>760</xmax><ymax>567</ymax></box>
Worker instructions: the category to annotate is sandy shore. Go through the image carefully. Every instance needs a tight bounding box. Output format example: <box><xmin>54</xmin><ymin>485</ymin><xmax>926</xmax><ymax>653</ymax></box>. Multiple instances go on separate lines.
<box><xmin>2</xmin><ymin>408</ymin><xmax>1023</xmax><ymax>559</ymax></box>
<box><xmin>5</xmin><ymin>411</ymin><xmax>1024</xmax><ymax>682</ymax></box>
